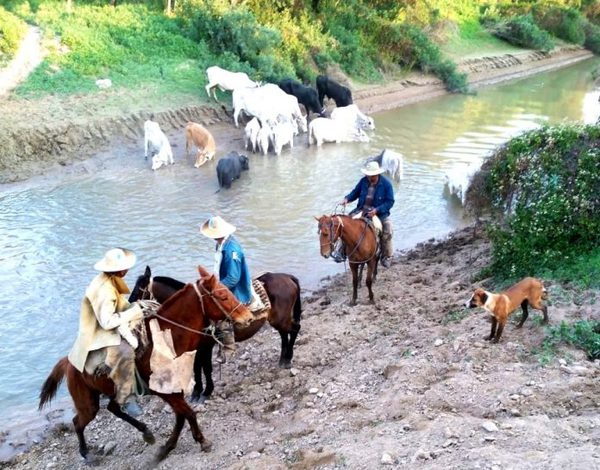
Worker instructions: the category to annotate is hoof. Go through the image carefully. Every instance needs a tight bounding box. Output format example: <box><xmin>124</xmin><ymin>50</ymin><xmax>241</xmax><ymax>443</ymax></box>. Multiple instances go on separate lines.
<box><xmin>279</xmin><ymin>360</ymin><xmax>292</xmax><ymax>369</ymax></box>
<box><xmin>83</xmin><ymin>453</ymin><xmax>101</xmax><ymax>466</ymax></box>
<box><xmin>143</xmin><ymin>430</ymin><xmax>156</xmax><ymax>445</ymax></box>
<box><xmin>201</xmin><ymin>439</ymin><xmax>212</xmax><ymax>452</ymax></box>
<box><xmin>190</xmin><ymin>392</ymin><xmax>209</xmax><ymax>404</ymax></box>
<box><xmin>349</xmin><ymin>300</ymin><xmax>357</xmax><ymax>307</ymax></box>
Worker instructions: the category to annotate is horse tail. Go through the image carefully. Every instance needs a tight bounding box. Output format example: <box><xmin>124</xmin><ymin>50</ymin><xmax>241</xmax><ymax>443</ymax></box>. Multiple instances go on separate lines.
<box><xmin>39</xmin><ymin>357</ymin><xmax>68</xmax><ymax>410</ymax></box>
<box><xmin>289</xmin><ymin>274</ymin><xmax>302</xmax><ymax>324</ymax></box>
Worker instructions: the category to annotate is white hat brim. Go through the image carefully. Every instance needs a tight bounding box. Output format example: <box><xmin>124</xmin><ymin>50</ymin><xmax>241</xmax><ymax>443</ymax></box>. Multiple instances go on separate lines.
<box><xmin>94</xmin><ymin>249</ymin><xmax>136</xmax><ymax>272</ymax></box>
<box><xmin>361</xmin><ymin>168</ymin><xmax>385</xmax><ymax>176</ymax></box>
<box><xmin>200</xmin><ymin>219</ymin><xmax>236</xmax><ymax>239</ymax></box>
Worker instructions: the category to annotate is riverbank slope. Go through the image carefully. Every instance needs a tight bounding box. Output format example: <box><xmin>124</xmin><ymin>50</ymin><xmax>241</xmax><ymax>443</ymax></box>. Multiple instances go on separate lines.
<box><xmin>4</xmin><ymin>225</ymin><xmax>599</xmax><ymax>469</ymax></box>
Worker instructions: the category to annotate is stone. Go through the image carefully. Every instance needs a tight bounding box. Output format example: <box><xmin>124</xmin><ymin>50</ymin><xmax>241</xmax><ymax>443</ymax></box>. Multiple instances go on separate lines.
<box><xmin>381</xmin><ymin>452</ymin><xmax>394</xmax><ymax>465</ymax></box>
<box><xmin>434</xmin><ymin>339</ymin><xmax>444</xmax><ymax>347</ymax></box>
<box><xmin>481</xmin><ymin>421</ymin><xmax>498</xmax><ymax>432</ymax></box>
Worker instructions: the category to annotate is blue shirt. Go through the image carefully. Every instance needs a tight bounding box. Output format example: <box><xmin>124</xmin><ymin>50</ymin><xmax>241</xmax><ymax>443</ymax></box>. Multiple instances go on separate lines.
<box><xmin>217</xmin><ymin>236</ymin><xmax>252</xmax><ymax>304</ymax></box>
<box><xmin>345</xmin><ymin>175</ymin><xmax>395</xmax><ymax>220</ymax></box>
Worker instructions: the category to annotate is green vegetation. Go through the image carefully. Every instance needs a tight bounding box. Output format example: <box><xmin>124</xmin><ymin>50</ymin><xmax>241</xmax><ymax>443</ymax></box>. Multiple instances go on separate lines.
<box><xmin>2</xmin><ymin>1</ymin><xmax>600</xmax><ymax>100</ymax></box>
<box><xmin>0</xmin><ymin>5</ymin><xmax>27</xmax><ymax>66</ymax></box>
<box><xmin>477</xmin><ymin>124</ymin><xmax>600</xmax><ymax>279</ymax></box>
<box><xmin>539</xmin><ymin>320</ymin><xmax>600</xmax><ymax>363</ymax></box>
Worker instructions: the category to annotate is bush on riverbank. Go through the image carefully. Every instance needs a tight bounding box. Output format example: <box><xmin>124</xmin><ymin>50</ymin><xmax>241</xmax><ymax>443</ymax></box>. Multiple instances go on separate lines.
<box><xmin>472</xmin><ymin>123</ymin><xmax>600</xmax><ymax>279</ymax></box>
<box><xmin>0</xmin><ymin>6</ymin><xmax>27</xmax><ymax>66</ymax></box>
<box><xmin>484</xmin><ymin>14</ymin><xmax>555</xmax><ymax>51</ymax></box>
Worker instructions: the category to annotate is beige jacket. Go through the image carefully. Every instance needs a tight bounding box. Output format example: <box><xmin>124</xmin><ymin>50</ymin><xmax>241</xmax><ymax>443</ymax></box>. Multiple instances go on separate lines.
<box><xmin>68</xmin><ymin>273</ymin><xmax>141</xmax><ymax>372</ymax></box>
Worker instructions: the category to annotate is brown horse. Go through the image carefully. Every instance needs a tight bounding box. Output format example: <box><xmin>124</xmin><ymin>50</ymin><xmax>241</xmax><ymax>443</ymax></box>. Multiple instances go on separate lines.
<box><xmin>38</xmin><ymin>266</ymin><xmax>253</xmax><ymax>464</ymax></box>
<box><xmin>129</xmin><ymin>266</ymin><xmax>302</xmax><ymax>403</ymax></box>
<box><xmin>316</xmin><ymin>214</ymin><xmax>378</xmax><ymax>305</ymax></box>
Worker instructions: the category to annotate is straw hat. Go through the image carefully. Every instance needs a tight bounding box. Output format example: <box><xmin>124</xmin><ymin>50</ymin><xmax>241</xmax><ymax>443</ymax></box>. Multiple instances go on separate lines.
<box><xmin>361</xmin><ymin>161</ymin><xmax>385</xmax><ymax>176</ymax></box>
<box><xmin>94</xmin><ymin>248</ymin><xmax>136</xmax><ymax>272</ymax></box>
<box><xmin>200</xmin><ymin>216</ymin><xmax>236</xmax><ymax>239</ymax></box>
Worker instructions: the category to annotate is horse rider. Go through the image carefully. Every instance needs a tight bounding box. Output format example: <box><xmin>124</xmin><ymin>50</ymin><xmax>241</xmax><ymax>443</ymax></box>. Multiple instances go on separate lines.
<box><xmin>200</xmin><ymin>215</ymin><xmax>263</xmax><ymax>351</ymax></box>
<box><xmin>68</xmin><ymin>248</ymin><xmax>145</xmax><ymax>416</ymax></box>
<box><xmin>334</xmin><ymin>160</ymin><xmax>395</xmax><ymax>267</ymax></box>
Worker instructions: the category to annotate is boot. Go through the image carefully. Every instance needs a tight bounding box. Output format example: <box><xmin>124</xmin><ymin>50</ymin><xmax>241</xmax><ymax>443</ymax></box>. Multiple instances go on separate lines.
<box><xmin>217</xmin><ymin>321</ymin><xmax>236</xmax><ymax>352</ymax></box>
<box><xmin>330</xmin><ymin>241</ymin><xmax>346</xmax><ymax>263</ymax></box>
<box><xmin>121</xmin><ymin>395</ymin><xmax>143</xmax><ymax>417</ymax></box>
<box><xmin>380</xmin><ymin>257</ymin><xmax>391</xmax><ymax>268</ymax></box>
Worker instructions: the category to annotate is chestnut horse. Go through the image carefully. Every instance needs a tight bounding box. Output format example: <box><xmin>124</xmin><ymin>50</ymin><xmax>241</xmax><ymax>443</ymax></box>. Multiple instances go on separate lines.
<box><xmin>316</xmin><ymin>214</ymin><xmax>378</xmax><ymax>305</ymax></box>
<box><xmin>129</xmin><ymin>266</ymin><xmax>302</xmax><ymax>403</ymax></box>
<box><xmin>38</xmin><ymin>266</ymin><xmax>253</xmax><ymax>464</ymax></box>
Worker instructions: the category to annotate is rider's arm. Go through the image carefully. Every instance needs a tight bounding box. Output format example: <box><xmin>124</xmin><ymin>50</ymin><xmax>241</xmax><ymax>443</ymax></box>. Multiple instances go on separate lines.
<box><xmin>95</xmin><ymin>292</ymin><xmax>125</xmax><ymax>330</ymax></box>
<box><xmin>374</xmin><ymin>179</ymin><xmax>395</xmax><ymax>215</ymax></box>
<box><xmin>219</xmin><ymin>250</ymin><xmax>242</xmax><ymax>290</ymax></box>
<box><xmin>345</xmin><ymin>179</ymin><xmax>363</xmax><ymax>203</ymax></box>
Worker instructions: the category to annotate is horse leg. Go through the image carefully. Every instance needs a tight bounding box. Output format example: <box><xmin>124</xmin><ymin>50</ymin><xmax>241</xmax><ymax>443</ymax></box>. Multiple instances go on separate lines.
<box><xmin>366</xmin><ymin>260</ymin><xmax>376</xmax><ymax>304</ymax></box>
<box><xmin>155</xmin><ymin>394</ymin><xmax>211</xmax><ymax>463</ymax></box>
<box><xmin>278</xmin><ymin>329</ymin><xmax>290</xmax><ymax>368</ymax></box>
<box><xmin>106</xmin><ymin>399</ymin><xmax>155</xmax><ymax>445</ymax></box>
<box><xmin>283</xmin><ymin>321</ymin><xmax>301</xmax><ymax>366</ymax></box>
<box><xmin>191</xmin><ymin>342</ymin><xmax>215</xmax><ymax>403</ymax></box>
<box><xmin>70</xmin><ymin>390</ymin><xmax>100</xmax><ymax>462</ymax></box>
<box><xmin>350</xmin><ymin>264</ymin><xmax>359</xmax><ymax>306</ymax></box>
<box><xmin>358</xmin><ymin>264</ymin><xmax>364</xmax><ymax>286</ymax></box>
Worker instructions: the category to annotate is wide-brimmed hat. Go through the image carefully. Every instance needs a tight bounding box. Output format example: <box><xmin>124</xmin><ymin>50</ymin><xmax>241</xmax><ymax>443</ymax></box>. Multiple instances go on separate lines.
<box><xmin>361</xmin><ymin>161</ymin><xmax>385</xmax><ymax>176</ymax></box>
<box><xmin>94</xmin><ymin>248</ymin><xmax>136</xmax><ymax>272</ymax></box>
<box><xmin>200</xmin><ymin>216</ymin><xmax>236</xmax><ymax>239</ymax></box>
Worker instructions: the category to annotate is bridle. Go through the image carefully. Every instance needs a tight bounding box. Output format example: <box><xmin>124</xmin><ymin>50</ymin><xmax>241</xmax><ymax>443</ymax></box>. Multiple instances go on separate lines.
<box><xmin>318</xmin><ymin>215</ymin><xmax>378</xmax><ymax>264</ymax></box>
<box><xmin>145</xmin><ymin>278</ymin><xmax>245</xmax><ymax>340</ymax></box>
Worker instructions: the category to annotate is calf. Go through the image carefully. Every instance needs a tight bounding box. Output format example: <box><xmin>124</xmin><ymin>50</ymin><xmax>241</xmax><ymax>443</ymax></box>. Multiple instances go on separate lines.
<box><xmin>144</xmin><ymin>118</ymin><xmax>173</xmax><ymax>169</ymax></box>
<box><xmin>278</xmin><ymin>78</ymin><xmax>324</xmax><ymax>116</ymax></box>
<box><xmin>368</xmin><ymin>149</ymin><xmax>404</xmax><ymax>181</ymax></box>
<box><xmin>244</xmin><ymin>117</ymin><xmax>261</xmax><ymax>153</ymax></box>
<box><xmin>205</xmin><ymin>65</ymin><xmax>259</xmax><ymax>101</ymax></box>
<box><xmin>270</xmin><ymin>121</ymin><xmax>295</xmax><ymax>156</ymax></box>
<box><xmin>444</xmin><ymin>162</ymin><xmax>481</xmax><ymax>206</ymax></box>
<box><xmin>316</xmin><ymin>75</ymin><xmax>353</xmax><ymax>107</ymax></box>
<box><xmin>256</xmin><ymin>124</ymin><xmax>271</xmax><ymax>156</ymax></box>
<box><xmin>185</xmin><ymin>122</ymin><xmax>216</xmax><ymax>168</ymax></box>
<box><xmin>216</xmin><ymin>152</ymin><xmax>250</xmax><ymax>189</ymax></box>
<box><xmin>308</xmin><ymin>117</ymin><xmax>370</xmax><ymax>147</ymax></box>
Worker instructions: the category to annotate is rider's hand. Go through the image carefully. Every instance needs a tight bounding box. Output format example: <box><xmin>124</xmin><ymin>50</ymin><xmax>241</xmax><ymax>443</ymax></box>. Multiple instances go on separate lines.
<box><xmin>367</xmin><ymin>209</ymin><xmax>377</xmax><ymax>218</ymax></box>
<box><xmin>340</xmin><ymin>198</ymin><xmax>348</xmax><ymax>206</ymax></box>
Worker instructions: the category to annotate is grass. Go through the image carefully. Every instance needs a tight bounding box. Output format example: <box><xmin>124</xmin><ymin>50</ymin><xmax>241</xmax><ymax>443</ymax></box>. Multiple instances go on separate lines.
<box><xmin>441</xmin><ymin>20</ymin><xmax>526</xmax><ymax>60</ymax></box>
<box><xmin>536</xmin><ymin>320</ymin><xmax>600</xmax><ymax>364</ymax></box>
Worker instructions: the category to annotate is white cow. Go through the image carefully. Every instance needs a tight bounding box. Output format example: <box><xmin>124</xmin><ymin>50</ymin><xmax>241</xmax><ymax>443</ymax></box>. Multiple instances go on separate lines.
<box><xmin>444</xmin><ymin>162</ymin><xmax>481</xmax><ymax>205</ymax></box>
<box><xmin>308</xmin><ymin>117</ymin><xmax>370</xmax><ymax>147</ymax></box>
<box><xmin>244</xmin><ymin>117</ymin><xmax>261</xmax><ymax>153</ymax></box>
<box><xmin>368</xmin><ymin>149</ymin><xmax>404</xmax><ymax>181</ymax></box>
<box><xmin>205</xmin><ymin>65</ymin><xmax>259</xmax><ymax>101</ymax></box>
<box><xmin>331</xmin><ymin>104</ymin><xmax>375</xmax><ymax>131</ymax></box>
<box><xmin>256</xmin><ymin>124</ymin><xmax>271</xmax><ymax>156</ymax></box>
<box><xmin>270</xmin><ymin>121</ymin><xmax>295</xmax><ymax>156</ymax></box>
<box><xmin>232</xmin><ymin>84</ymin><xmax>306</xmax><ymax>133</ymax></box>
<box><xmin>144</xmin><ymin>119</ymin><xmax>173</xmax><ymax>170</ymax></box>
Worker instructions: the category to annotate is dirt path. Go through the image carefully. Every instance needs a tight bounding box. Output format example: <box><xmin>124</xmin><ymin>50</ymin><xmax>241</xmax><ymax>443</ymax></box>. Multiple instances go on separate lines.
<box><xmin>0</xmin><ymin>26</ymin><xmax>44</xmax><ymax>97</ymax></box>
<box><xmin>4</xmin><ymin>226</ymin><xmax>599</xmax><ymax>469</ymax></box>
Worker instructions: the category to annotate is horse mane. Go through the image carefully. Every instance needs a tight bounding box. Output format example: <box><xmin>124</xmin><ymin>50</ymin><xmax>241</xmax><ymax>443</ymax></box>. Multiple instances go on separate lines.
<box><xmin>154</xmin><ymin>276</ymin><xmax>186</xmax><ymax>291</ymax></box>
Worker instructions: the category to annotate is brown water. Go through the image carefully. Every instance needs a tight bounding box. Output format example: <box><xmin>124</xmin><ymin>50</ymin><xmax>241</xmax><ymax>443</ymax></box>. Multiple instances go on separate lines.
<box><xmin>0</xmin><ymin>58</ymin><xmax>599</xmax><ymax>460</ymax></box>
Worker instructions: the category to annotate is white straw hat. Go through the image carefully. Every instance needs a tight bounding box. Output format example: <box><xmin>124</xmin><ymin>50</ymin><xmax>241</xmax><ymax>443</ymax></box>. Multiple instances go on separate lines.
<box><xmin>94</xmin><ymin>248</ymin><xmax>136</xmax><ymax>272</ymax></box>
<box><xmin>200</xmin><ymin>216</ymin><xmax>236</xmax><ymax>239</ymax></box>
<box><xmin>361</xmin><ymin>161</ymin><xmax>385</xmax><ymax>176</ymax></box>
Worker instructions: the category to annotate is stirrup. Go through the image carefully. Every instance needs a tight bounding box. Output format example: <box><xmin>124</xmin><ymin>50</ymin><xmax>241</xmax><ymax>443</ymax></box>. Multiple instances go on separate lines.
<box><xmin>331</xmin><ymin>251</ymin><xmax>345</xmax><ymax>263</ymax></box>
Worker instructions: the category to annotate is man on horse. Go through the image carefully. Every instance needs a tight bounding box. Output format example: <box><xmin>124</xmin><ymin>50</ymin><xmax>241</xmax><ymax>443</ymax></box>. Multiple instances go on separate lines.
<box><xmin>335</xmin><ymin>160</ymin><xmax>395</xmax><ymax>267</ymax></box>
<box><xmin>68</xmin><ymin>248</ymin><xmax>145</xmax><ymax>416</ymax></box>
<box><xmin>200</xmin><ymin>216</ymin><xmax>263</xmax><ymax>351</ymax></box>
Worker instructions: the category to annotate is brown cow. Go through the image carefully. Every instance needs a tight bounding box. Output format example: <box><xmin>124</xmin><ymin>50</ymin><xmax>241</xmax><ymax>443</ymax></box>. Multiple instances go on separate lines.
<box><xmin>185</xmin><ymin>122</ymin><xmax>216</xmax><ymax>168</ymax></box>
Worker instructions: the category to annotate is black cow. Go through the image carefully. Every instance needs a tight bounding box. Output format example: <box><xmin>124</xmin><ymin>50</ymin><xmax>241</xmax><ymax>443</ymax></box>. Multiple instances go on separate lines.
<box><xmin>278</xmin><ymin>78</ymin><xmax>324</xmax><ymax>116</ymax></box>
<box><xmin>316</xmin><ymin>75</ymin><xmax>353</xmax><ymax>108</ymax></box>
<box><xmin>216</xmin><ymin>152</ymin><xmax>249</xmax><ymax>189</ymax></box>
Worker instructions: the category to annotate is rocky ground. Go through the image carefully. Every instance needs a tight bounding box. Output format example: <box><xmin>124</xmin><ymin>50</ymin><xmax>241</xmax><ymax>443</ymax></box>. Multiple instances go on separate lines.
<box><xmin>3</xmin><ymin>226</ymin><xmax>599</xmax><ymax>470</ymax></box>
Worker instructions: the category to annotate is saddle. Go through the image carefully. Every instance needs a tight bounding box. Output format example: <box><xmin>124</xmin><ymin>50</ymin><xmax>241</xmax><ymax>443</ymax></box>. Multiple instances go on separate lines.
<box><xmin>249</xmin><ymin>279</ymin><xmax>271</xmax><ymax>320</ymax></box>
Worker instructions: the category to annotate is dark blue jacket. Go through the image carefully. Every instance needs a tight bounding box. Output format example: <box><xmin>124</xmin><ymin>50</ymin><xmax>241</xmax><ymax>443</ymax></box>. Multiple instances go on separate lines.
<box><xmin>218</xmin><ymin>236</ymin><xmax>252</xmax><ymax>304</ymax></box>
<box><xmin>345</xmin><ymin>175</ymin><xmax>395</xmax><ymax>220</ymax></box>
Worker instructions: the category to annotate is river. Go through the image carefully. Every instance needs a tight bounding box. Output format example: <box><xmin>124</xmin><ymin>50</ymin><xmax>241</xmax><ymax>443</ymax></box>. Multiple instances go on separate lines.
<box><xmin>0</xmin><ymin>58</ymin><xmax>598</xmax><ymax>459</ymax></box>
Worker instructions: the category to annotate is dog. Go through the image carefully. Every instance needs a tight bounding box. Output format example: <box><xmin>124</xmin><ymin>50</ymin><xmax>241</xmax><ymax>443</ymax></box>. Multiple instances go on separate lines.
<box><xmin>465</xmin><ymin>277</ymin><xmax>548</xmax><ymax>343</ymax></box>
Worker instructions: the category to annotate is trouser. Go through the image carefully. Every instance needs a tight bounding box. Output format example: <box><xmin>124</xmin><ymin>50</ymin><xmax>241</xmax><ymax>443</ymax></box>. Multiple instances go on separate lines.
<box><xmin>104</xmin><ymin>342</ymin><xmax>136</xmax><ymax>405</ymax></box>
<box><xmin>380</xmin><ymin>218</ymin><xmax>393</xmax><ymax>259</ymax></box>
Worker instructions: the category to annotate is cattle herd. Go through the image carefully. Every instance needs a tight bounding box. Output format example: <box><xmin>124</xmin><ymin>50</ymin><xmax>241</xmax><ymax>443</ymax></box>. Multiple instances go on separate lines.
<box><xmin>142</xmin><ymin>65</ymin><xmax>396</xmax><ymax>189</ymax></box>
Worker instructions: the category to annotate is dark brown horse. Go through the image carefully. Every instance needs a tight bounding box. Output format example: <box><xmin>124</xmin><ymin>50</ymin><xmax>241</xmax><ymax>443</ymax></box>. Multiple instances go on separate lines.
<box><xmin>38</xmin><ymin>267</ymin><xmax>253</xmax><ymax>464</ymax></box>
<box><xmin>316</xmin><ymin>214</ymin><xmax>378</xmax><ymax>305</ymax></box>
<box><xmin>129</xmin><ymin>266</ymin><xmax>302</xmax><ymax>403</ymax></box>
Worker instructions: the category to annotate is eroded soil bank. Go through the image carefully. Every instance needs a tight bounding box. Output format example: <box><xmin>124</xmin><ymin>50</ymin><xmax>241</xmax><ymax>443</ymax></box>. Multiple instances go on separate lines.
<box><xmin>0</xmin><ymin>45</ymin><xmax>593</xmax><ymax>184</ymax></box>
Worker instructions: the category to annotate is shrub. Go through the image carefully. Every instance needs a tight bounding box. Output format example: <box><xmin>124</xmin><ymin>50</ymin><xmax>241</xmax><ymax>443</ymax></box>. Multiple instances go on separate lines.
<box><xmin>543</xmin><ymin>320</ymin><xmax>600</xmax><ymax>361</ymax></box>
<box><xmin>584</xmin><ymin>19</ymin><xmax>600</xmax><ymax>54</ymax></box>
<box><xmin>477</xmin><ymin>124</ymin><xmax>600</xmax><ymax>278</ymax></box>
<box><xmin>486</xmin><ymin>14</ymin><xmax>555</xmax><ymax>51</ymax></box>
<box><xmin>0</xmin><ymin>5</ymin><xmax>27</xmax><ymax>64</ymax></box>
<box><xmin>533</xmin><ymin>6</ymin><xmax>586</xmax><ymax>45</ymax></box>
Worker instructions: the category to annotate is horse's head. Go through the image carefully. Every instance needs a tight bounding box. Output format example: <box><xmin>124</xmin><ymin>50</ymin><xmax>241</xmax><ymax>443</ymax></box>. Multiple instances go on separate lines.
<box><xmin>128</xmin><ymin>265</ymin><xmax>152</xmax><ymax>302</ymax></box>
<box><xmin>197</xmin><ymin>265</ymin><xmax>254</xmax><ymax>327</ymax></box>
<box><xmin>315</xmin><ymin>215</ymin><xmax>341</xmax><ymax>258</ymax></box>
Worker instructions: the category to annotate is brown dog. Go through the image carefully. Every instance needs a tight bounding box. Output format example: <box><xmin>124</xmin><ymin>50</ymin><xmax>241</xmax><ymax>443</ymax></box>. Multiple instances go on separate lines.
<box><xmin>465</xmin><ymin>277</ymin><xmax>548</xmax><ymax>343</ymax></box>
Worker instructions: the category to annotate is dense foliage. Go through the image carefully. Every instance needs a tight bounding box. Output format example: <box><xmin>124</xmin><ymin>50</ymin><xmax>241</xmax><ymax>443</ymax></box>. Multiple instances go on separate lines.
<box><xmin>0</xmin><ymin>5</ymin><xmax>27</xmax><ymax>65</ymax></box>
<box><xmin>485</xmin><ymin>14</ymin><xmax>555</xmax><ymax>51</ymax></box>
<box><xmin>476</xmin><ymin>124</ymin><xmax>600</xmax><ymax>279</ymax></box>
<box><xmin>542</xmin><ymin>320</ymin><xmax>600</xmax><ymax>361</ymax></box>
